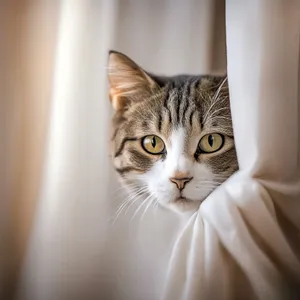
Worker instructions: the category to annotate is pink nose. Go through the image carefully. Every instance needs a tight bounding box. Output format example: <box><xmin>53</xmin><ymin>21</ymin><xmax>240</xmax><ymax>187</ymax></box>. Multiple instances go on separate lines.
<box><xmin>169</xmin><ymin>177</ymin><xmax>193</xmax><ymax>191</ymax></box>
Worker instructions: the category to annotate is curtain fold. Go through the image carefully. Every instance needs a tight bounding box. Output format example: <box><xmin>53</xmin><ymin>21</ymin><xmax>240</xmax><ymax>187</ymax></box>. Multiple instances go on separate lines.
<box><xmin>163</xmin><ymin>1</ymin><xmax>300</xmax><ymax>299</ymax></box>
<box><xmin>1</xmin><ymin>0</ymin><xmax>298</xmax><ymax>300</ymax></box>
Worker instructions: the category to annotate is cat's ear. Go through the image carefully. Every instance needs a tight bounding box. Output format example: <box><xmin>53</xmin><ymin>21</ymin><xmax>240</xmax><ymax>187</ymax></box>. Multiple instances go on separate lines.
<box><xmin>107</xmin><ymin>51</ymin><xmax>159</xmax><ymax>111</ymax></box>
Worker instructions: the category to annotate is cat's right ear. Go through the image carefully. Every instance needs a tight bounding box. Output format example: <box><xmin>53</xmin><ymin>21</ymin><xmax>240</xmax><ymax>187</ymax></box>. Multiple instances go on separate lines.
<box><xmin>107</xmin><ymin>51</ymin><xmax>158</xmax><ymax>111</ymax></box>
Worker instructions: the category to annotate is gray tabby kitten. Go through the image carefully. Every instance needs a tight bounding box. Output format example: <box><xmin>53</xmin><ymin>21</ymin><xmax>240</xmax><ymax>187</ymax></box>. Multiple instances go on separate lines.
<box><xmin>108</xmin><ymin>51</ymin><xmax>238</xmax><ymax>214</ymax></box>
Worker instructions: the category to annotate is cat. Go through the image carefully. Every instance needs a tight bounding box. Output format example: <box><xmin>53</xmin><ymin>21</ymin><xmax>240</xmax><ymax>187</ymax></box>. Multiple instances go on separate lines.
<box><xmin>108</xmin><ymin>50</ymin><xmax>238</xmax><ymax>214</ymax></box>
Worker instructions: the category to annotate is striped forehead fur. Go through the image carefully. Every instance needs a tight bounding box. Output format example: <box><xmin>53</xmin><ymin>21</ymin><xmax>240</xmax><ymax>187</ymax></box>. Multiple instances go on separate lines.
<box><xmin>117</xmin><ymin>75</ymin><xmax>231</xmax><ymax>135</ymax></box>
<box><xmin>110</xmin><ymin>75</ymin><xmax>234</xmax><ymax>174</ymax></box>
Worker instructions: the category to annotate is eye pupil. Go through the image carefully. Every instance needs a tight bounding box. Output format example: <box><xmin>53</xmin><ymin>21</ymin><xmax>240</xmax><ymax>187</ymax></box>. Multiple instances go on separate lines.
<box><xmin>142</xmin><ymin>135</ymin><xmax>165</xmax><ymax>155</ymax></box>
<box><xmin>151</xmin><ymin>137</ymin><xmax>156</xmax><ymax>148</ymax></box>
<box><xmin>208</xmin><ymin>135</ymin><xmax>214</xmax><ymax>147</ymax></box>
<box><xmin>198</xmin><ymin>133</ymin><xmax>224</xmax><ymax>153</ymax></box>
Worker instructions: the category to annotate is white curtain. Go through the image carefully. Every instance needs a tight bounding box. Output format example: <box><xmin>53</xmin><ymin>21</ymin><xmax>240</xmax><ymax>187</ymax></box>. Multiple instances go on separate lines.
<box><xmin>4</xmin><ymin>1</ymin><xmax>299</xmax><ymax>300</ymax></box>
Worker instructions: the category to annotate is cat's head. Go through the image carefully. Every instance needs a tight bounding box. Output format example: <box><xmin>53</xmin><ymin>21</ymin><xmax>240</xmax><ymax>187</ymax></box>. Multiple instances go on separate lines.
<box><xmin>108</xmin><ymin>51</ymin><xmax>238</xmax><ymax>214</ymax></box>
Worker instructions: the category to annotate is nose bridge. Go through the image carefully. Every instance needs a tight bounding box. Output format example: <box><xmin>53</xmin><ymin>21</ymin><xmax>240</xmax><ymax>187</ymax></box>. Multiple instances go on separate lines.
<box><xmin>173</xmin><ymin>170</ymin><xmax>190</xmax><ymax>179</ymax></box>
<box><xmin>168</xmin><ymin>127</ymin><xmax>190</xmax><ymax>171</ymax></box>
<box><xmin>167</xmin><ymin>154</ymin><xmax>191</xmax><ymax>176</ymax></box>
<box><xmin>178</xmin><ymin>154</ymin><xmax>192</xmax><ymax>172</ymax></box>
<box><xmin>168</xmin><ymin>154</ymin><xmax>192</xmax><ymax>178</ymax></box>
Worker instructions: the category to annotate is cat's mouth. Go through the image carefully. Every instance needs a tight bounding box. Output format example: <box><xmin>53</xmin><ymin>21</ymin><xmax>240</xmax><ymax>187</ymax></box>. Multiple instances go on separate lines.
<box><xmin>169</xmin><ymin>196</ymin><xmax>200</xmax><ymax>214</ymax></box>
<box><xmin>174</xmin><ymin>196</ymin><xmax>192</xmax><ymax>203</ymax></box>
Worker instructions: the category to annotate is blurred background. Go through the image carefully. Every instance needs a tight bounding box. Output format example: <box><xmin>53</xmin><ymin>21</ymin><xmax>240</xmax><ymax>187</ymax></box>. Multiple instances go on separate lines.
<box><xmin>1</xmin><ymin>1</ymin><xmax>300</xmax><ymax>300</ymax></box>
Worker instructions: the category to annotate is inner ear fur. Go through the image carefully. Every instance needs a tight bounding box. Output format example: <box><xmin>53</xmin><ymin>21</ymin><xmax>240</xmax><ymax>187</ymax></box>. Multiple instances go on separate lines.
<box><xmin>107</xmin><ymin>50</ymin><xmax>159</xmax><ymax>111</ymax></box>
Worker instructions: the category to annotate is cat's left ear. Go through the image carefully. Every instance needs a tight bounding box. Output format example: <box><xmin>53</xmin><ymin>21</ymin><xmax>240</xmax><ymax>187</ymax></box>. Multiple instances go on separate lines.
<box><xmin>107</xmin><ymin>51</ymin><xmax>159</xmax><ymax>111</ymax></box>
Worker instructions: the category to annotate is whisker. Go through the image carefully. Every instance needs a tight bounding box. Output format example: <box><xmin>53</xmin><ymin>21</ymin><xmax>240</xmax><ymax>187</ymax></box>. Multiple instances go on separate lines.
<box><xmin>195</xmin><ymin>185</ymin><xmax>220</xmax><ymax>189</ymax></box>
<box><xmin>112</xmin><ymin>184</ymin><xmax>146</xmax><ymax>198</ymax></box>
<box><xmin>195</xmin><ymin>180</ymin><xmax>224</xmax><ymax>184</ymax></box>
<box><xmin>130</xmin><ymin>194</ymin><xmax>152</xmax><ymax>222</ymax></box>
<box><xmin>196</xmin><ymin>180</ymin><xmax>223</xmax><ymax>184</ymax></box>
<box><xmin>208</xmin><ymin>107</ymin><xmax>229</xmax><ymax>117</ymax></box>
<box><xmin>207</xmin><ymin>116</ymin><xmax>232</xmax><ymax>123</ymax></box>
<box><xmin>140</xmin><ymin>194</ymin><xmax>156</xmax><ymax>221</ymax></box>
<box><xmin>124</xmin><ymin>191</ymin><xmax>148</xmax><ymax>215</ymax></box>
<box><xmin>154</xmin><ymin>200</ymin><xmax>159</xmax><ymax>213</ymax></box>
<box><xmin>111</xmin><ymin>187</ymin><xmax>148</xmax><ymax>223</ymax></box>
<box><xmin>112</xmin><ymin>182</ymin><xmax>142</xmax><ymax>193</ymax></box>
<box><xmin>203</xmin><ymin>78</ymin><xmax>228</xmax><ymax>123</ymax></box>
<box><xmin>113</xmin><ymin>186</ymin><xmax>146</xmax><ymax>200</ymax></box>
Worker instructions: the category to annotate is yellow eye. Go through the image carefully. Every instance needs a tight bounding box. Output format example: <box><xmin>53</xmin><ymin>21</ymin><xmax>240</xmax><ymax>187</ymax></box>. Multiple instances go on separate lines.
<box><xmin>142</xmin><ymin>135</ymin><xmax>165</xmax><ymax>154</ymax></box>
<box><xmin>199</xmin><ymin>133</ymin><xmax>224</xmax><ymax>153</ymax></box>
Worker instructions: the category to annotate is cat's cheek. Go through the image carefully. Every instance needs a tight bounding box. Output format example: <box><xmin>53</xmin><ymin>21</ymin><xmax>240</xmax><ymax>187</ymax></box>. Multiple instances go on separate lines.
<box><xmin>183</xmin><ymin>186</ymin><xmax>212</xmax><ymax>203</ymax></box>
<box><xmin>184</xmin><ymin>163</ymin><xmax>215</xmax><ymax>200</ymax></box>
<box><xmin>143</xmin><ymin>161</ymin><xmax>166</xmax><ymax>188</ymax></box>
<box><xmin>146</xmin><ymin>175</ymin><xmax>179</xmax><ymax>207</ymax></box>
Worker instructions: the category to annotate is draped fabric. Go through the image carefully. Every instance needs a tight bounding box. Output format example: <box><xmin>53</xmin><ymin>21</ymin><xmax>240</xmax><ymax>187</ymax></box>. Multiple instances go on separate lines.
<box><xmin>2</xmin><ymin>1</ymin><xmax>300</xmax><ymax>300</ymax></box>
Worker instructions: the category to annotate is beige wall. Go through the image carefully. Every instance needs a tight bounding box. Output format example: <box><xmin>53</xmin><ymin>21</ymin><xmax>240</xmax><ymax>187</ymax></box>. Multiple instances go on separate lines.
<box><xmin>0</xmin><ymin>1</ymin><xmax>58</xmax><ymax>298</ymax></box>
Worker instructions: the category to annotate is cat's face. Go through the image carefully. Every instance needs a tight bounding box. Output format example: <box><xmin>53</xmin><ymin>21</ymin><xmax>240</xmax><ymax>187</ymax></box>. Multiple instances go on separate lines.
<box><xmin>108</xmin><ymin>51</ymin><xmax>238</xmax><ymax>214</ymax></box>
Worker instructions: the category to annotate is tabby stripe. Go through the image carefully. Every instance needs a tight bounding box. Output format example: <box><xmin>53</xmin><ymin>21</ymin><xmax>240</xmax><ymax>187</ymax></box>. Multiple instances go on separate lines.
<box><xmin>157</xmin><ymin>112</ymin><xmax>163</xmax><ymax>132</ymax></box>
<box><xmin>142</xmin><ymin>120</ymin><xmax>149</xmax><ymax>131</ymax></box>
<box><xmin>128</xmin><ymin>149</ymin><xmax>153</xmax><ymax>169</ymax></box>
<box><xmin>181</xmin><ymin>99</ymin><xmax>189</xmax><ymax>125</ymax></box>
<box><xmin>186</xmin><ymin>80</ymin><xmax>200</xmax><ymax>126</ymax></box>
<box><xmin>195</xmin><ymin>77</ymin><xmax>203</xmax><ymax>91</ymax></box>
<box><xmin>176</xmin><ymin>91</ymin><xmax>180</xmax><ymax>124</ymax></box>
<box><xmin>164</xmin><ymin>91</ymin><xmax>172</xmax><ymax>123</ymax></box>
<box><xmin>189</xmin><ymin>110</ymin><xmax>194</xmax><ymax>126</ymax></box>
<box><xmin>111</xmin><ymin>127</ymin><xmax>119</xmax><ymax>140</ymax></box>
<box><xmin>114</xmin><ymin>137</ymin><xmax>138</xmax><ymax>157</ymax></box>
<box><xmin>181</xmin><ymin>83</ymin><xmax>190</xmax><ymax>124</ymax></box>
<box><xmin>115</xmin><ymin>166</ymin><xmax>144</xmax><ymax>175</ymax></box>
<box><xmin>199</xmin><ymin>106</ymin><xmax>204</xmax><ymax>126</ymax></box>
<box><xmin>190</xmin><ymin>79</ymin><xmax>199</xmax><ymax>102</ymax></box>
<box><xmin>183</xmin><ymin>81</ymin><xmax>191</xmax><ymax>99</ymax></box>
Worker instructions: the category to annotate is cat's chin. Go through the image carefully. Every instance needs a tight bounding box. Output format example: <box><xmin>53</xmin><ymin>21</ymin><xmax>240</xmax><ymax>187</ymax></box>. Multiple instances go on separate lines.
<box><xmin>163</xmin><ymin>197</ymin><xmax>201</xmax><ymax>215</ymax></box>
